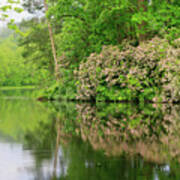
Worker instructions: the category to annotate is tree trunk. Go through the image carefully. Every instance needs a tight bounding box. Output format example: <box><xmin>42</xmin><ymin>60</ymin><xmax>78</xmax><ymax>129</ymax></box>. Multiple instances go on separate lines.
<box><xmin>138</xmin><ymin>0</ymin><xmax>147</xmax><ymax>42</ymax></box>
<box><xmin>43</xmin><ymin>0</ymin><xmax>59</xmax><ymax>80</ymax></box>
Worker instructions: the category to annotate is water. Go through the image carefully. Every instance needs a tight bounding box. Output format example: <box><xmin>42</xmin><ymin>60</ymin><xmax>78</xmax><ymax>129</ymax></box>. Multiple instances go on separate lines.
<box><xmin>0</xmin><ymin>90</ymin><xmax>180</xmax><ymax>180</ymax></box>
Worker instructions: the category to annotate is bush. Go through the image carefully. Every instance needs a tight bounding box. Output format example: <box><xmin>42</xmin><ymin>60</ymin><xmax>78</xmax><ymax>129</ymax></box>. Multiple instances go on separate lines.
<box><xmin>37</xmin><ymin>57</ymin><xmax>77</xmax><ymax>100</ymax></box>
<box><xmin>77</xmin><ymin>37</ymin><xmax>180</xmax><ymax>102</ymax></box>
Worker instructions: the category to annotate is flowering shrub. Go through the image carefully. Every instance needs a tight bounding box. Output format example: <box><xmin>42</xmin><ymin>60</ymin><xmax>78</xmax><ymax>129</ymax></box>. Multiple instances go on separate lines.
<box><xmin>77</xmin><ymin>37</ymin><xmax>180</xmax><ymax>102</ymax></box>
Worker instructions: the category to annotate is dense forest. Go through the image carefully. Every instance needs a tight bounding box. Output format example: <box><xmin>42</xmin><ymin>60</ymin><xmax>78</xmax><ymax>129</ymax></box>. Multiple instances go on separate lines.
<box><xmin>0</xmin><ymin>0</ymin><xmax>180</xmax><ymax>102</ymax></box>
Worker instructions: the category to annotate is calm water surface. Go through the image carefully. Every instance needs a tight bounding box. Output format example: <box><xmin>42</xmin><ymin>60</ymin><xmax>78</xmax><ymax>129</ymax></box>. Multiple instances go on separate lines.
<box><xmin>0</xmin><ymin>90</ymin><xmax>180</xmax><ymax>180</ymax></box>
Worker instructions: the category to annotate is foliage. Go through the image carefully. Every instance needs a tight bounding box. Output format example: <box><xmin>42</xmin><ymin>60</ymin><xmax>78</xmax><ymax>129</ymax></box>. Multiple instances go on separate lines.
<box><xmin>36</xmin><ymin>68</ymin><xmax>77</xmax><ymax>100</ymax></box>
<box><xmin>49</xmin><ymin>0</ymin><xmax>180</xmax><ymax>61</ymax></box>
<box><xmin>51</xmin><ymin>0</ymin><xmax>137</xmax><ymax>58</ymax></box>
<box><xmin>77</xmin><ymin>37</ymin><xmax>180</xmax><ymax>102</ymax></box>
<box><xmin>132</xmin><ymin>1</ymin><xmax>180</xmax><ymax>41</ymax></box>
<box><xmin>0</xmin><ymin>0</ymin><xmax>23</xmax><ymax>21</ymax></box>
<box><xmin>19</xmin><ymin>20</ymin><xmax>54</xmax><ymax>73</ymax></box>
<box><xmin>0</xmin><ymin>35</ymin><xmax>33</xmax><ymax>86</ymax></box>
<box><xmin>0</xmin><ymin>29</ymin><xmax>51</xmax><ymax>86</ymax></box>
<box><xmin>41</xmin><ymin>0</ymin><xmax>180</xmax><ymax>101</ymax></box>
<box><xmin>1</xmin><ymin>0</ymin><xmax>180</xmax><ymax>102</ymax></box>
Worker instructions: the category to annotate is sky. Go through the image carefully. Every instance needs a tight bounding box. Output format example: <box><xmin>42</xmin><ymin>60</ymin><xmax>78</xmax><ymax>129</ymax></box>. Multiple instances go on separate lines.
<box><xmin>0</xmin><ymin>0</ymin><xmax>32</xmax><ymax>27</ymax></box>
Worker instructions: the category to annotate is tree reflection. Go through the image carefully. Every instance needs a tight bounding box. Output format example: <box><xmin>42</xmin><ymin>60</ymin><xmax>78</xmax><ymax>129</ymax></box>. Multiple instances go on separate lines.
<box><xmin>21</xmin><ymin>101</ymin><xmax>180</xmax><ymax>179</ymax></box>
<box><xmin>76</xmin><ymin>103</ymin><xmax>180</xmax><ymax>163</ymax></box>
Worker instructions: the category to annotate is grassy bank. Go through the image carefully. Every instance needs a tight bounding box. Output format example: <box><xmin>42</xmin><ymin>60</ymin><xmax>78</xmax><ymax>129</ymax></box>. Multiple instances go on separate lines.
<box><xmin>0</xmin><ymin>86</ymin><xmax>36</xmax><ymax>91</ymax></box>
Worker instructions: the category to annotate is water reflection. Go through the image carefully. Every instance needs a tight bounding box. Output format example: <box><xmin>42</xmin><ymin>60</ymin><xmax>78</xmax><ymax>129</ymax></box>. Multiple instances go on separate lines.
<box><xmin>75</xmin><ymin>103</ymin><xmax>180</xmax><ymax>163</ymax></box>
<box><xmin>0</xmin><ymin>98</ymin><xmax>180</xmax><ymax>179</ymax></box>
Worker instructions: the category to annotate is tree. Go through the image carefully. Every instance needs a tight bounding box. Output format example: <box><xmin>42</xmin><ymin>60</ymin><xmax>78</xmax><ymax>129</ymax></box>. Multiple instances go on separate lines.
<box><xmin>22</xmin><ymin>0</ymin><xmax>59</xmax><ymax>80</ymax></box>
<box><xmin>43</xmin><ymin>0</ymin><xmax>59</xmax><ymax>80</ymax></box>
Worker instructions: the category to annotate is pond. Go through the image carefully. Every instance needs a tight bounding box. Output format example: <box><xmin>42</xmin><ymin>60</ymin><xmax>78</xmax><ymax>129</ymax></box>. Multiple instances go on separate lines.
<box><xmin>0</xmin><ymin>90</ymin><xmax>180</xmax><ymax>180</ymax></box>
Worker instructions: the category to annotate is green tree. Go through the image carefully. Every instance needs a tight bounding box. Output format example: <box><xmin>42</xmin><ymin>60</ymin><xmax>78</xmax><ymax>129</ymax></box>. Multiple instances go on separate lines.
<box><xmin>22</xmin><ymin>0</ymin><xmax>59</xmax><ymax>79</ymax></box>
